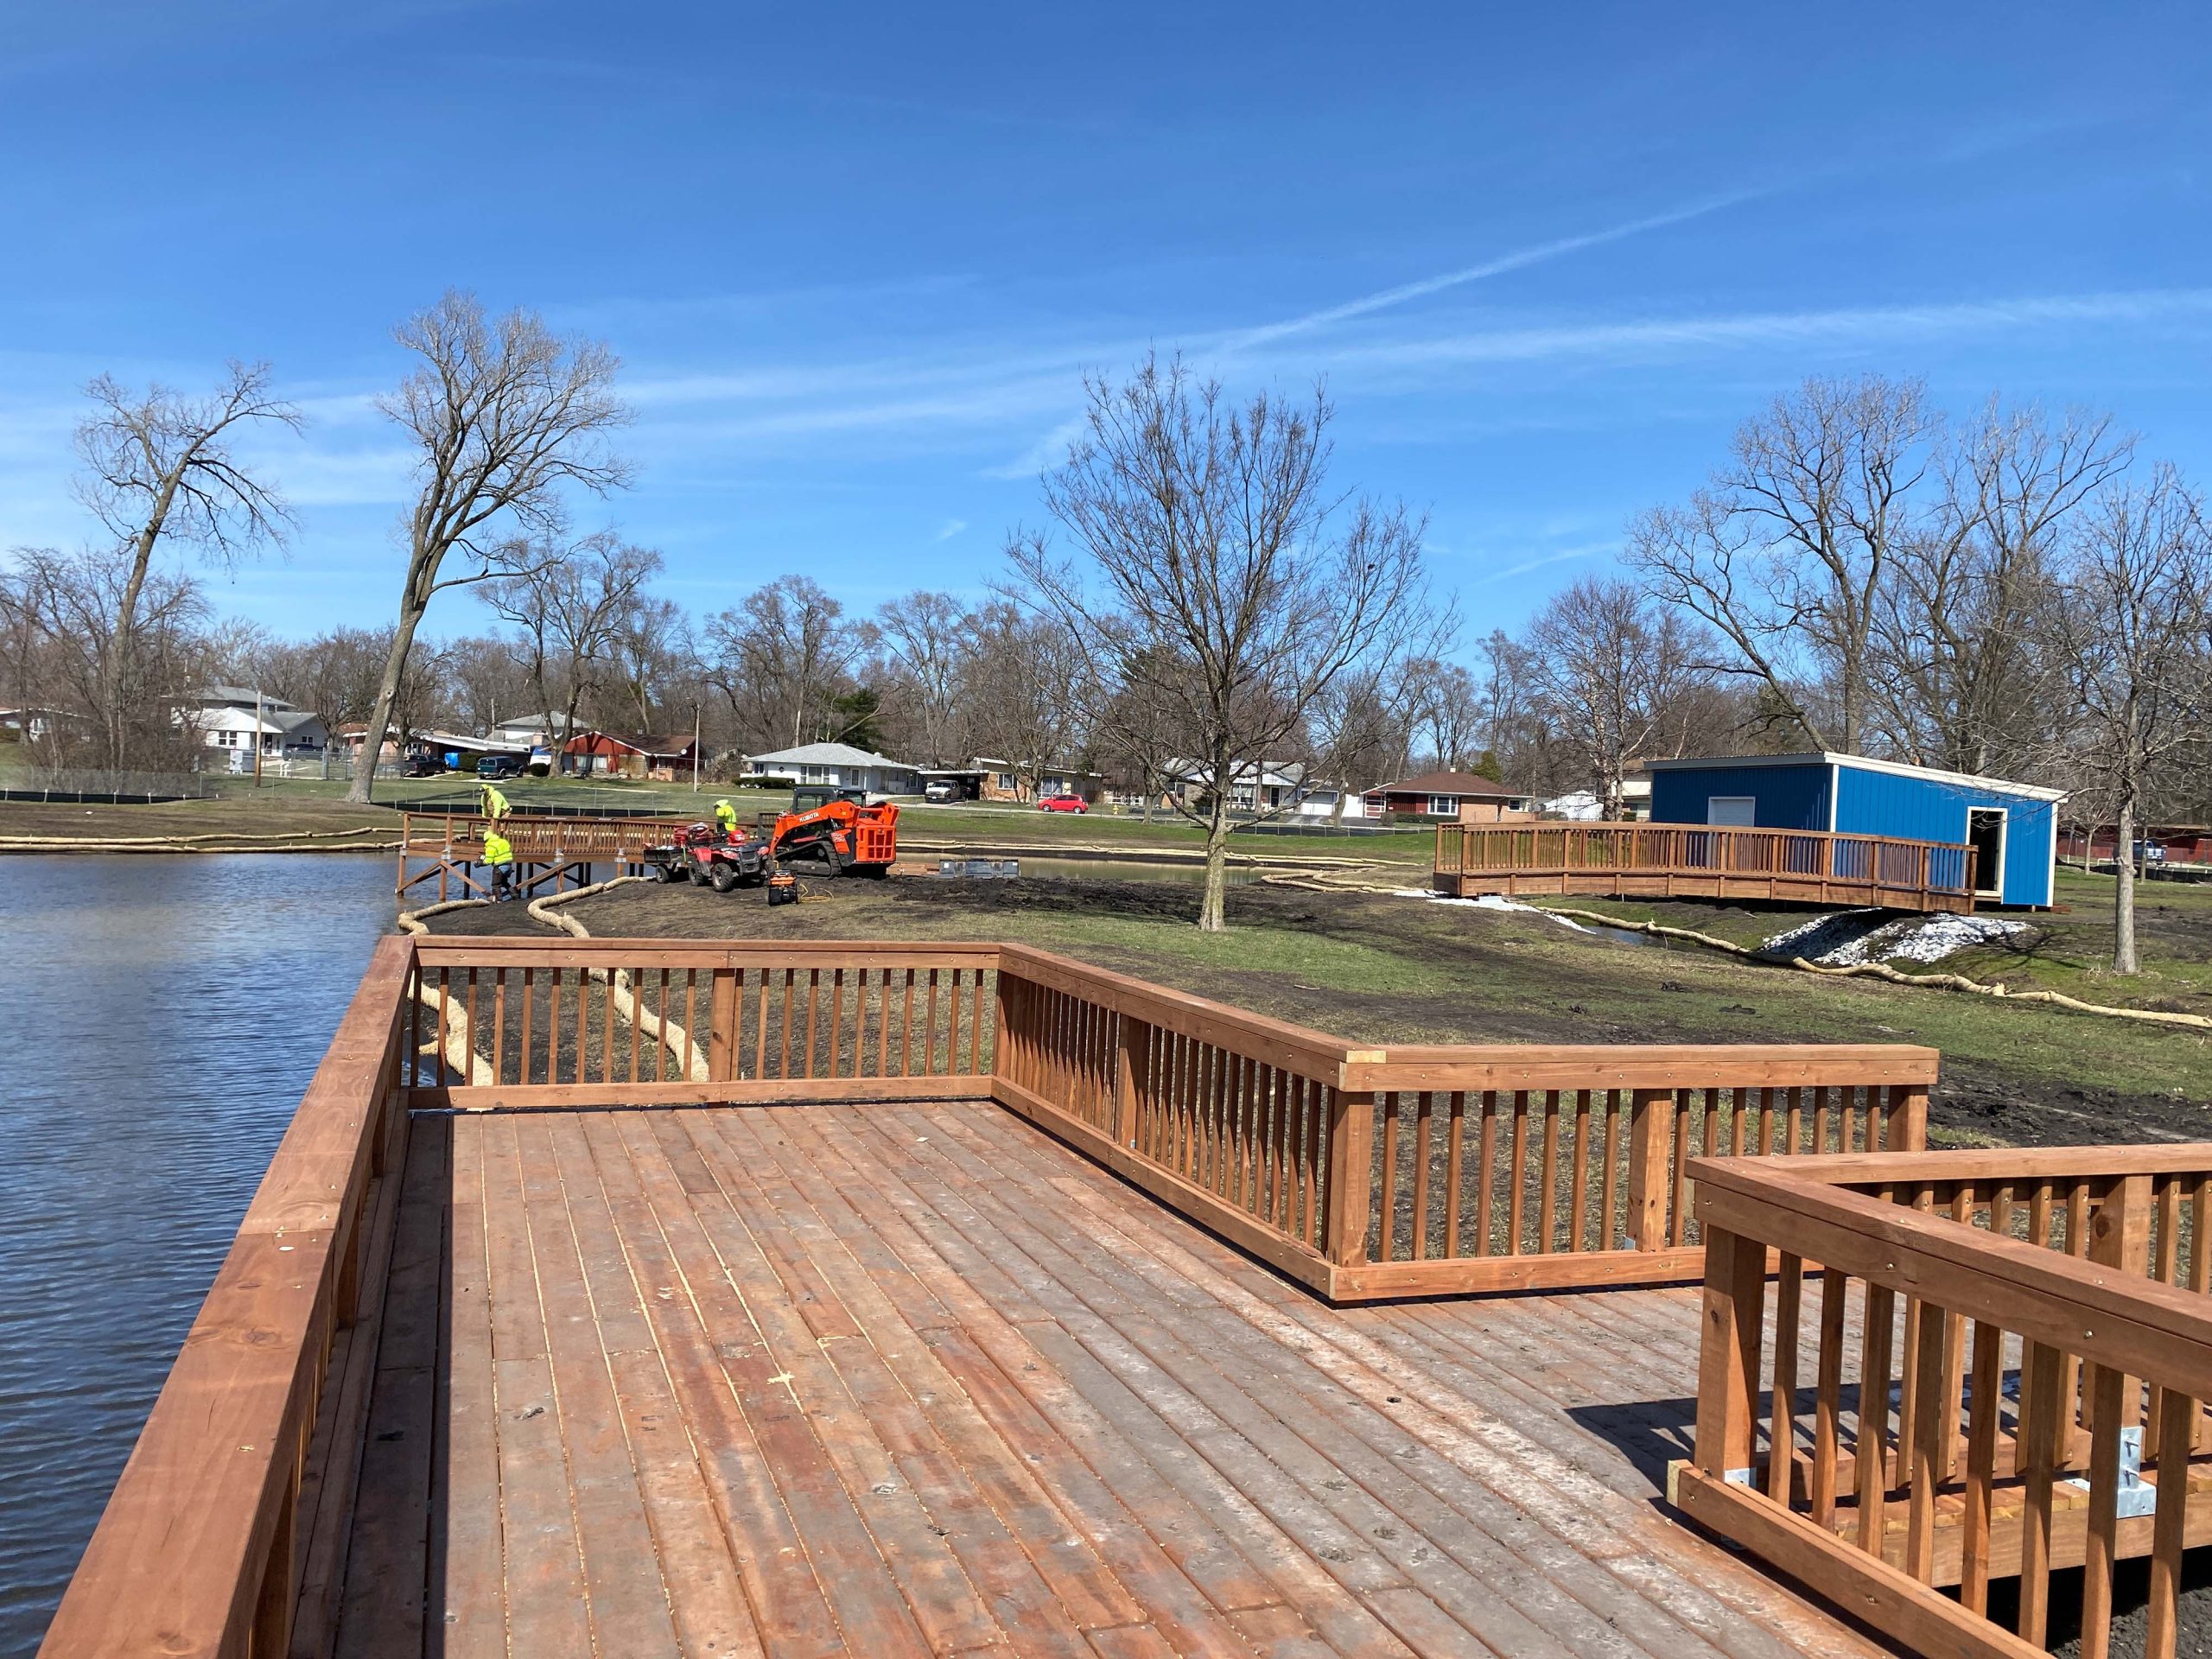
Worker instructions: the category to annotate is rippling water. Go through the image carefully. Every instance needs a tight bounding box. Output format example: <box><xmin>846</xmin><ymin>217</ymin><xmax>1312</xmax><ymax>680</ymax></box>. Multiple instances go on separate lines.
<box><xmin>0</xmin><ymin>855</ymin><xmax>396</xmax><ymax>1653</ymax></box>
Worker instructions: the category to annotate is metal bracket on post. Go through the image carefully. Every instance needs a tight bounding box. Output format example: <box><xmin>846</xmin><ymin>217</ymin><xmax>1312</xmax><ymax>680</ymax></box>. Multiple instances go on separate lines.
<box><xmin>2066</xmin><ymin>1425</ymin><xmax>2155</xmax><ymax>1518</ymax></box>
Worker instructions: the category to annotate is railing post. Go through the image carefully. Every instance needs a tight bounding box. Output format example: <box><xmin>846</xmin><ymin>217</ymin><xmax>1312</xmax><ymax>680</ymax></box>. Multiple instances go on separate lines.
<box><xmin>1884</xmin><ymin>1084</ymin><xmax>1929</xmax><ymax>1152</ymax></box>
<box><xmin>1113</xmin><ymin>1014</ymin><xmax>1149</xmax><ymax>1147</ymax></box>
<box><xmin>991</xmin><ymin>968</ymin><xmax>1020</xmax><ymax>1091</ymax></box>
<box><xmin>1325</xmin><ymin>1089</ymin><xmax>1376</xmax><ymax>1268</ymax></box>
<box><xmin>2082</xmin><ymin>1173</ymin><xmax>2152</xmax><ymax>1640</ymax></box>
<box><xmin>1694</xmin><ymin>1224</ymin><xmax>1768</xmax><ymax>1478</ymax></box>
<box><xmin>1626</xmin><ymin>1086</ymin><xmax>1674</xmax><ymax>1249</ymax></box>
<box><xmin>707</xmin><ymin>963</ymin><xmax>738</xmax><ymax>1082</ymax></box>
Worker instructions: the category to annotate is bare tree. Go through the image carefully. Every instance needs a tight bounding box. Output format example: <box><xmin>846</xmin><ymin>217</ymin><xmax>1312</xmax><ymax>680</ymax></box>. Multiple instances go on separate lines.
<box><xmin>4</xmin><ymin>544</ymin><xmax>212</xmax><ymax>769</ymax></box>
<box><xmin>874</xmin><ymin>590</ymin><xmax>972</xmax><ymax>766</ymax></box>
<box><xmin>1408</xmin><ymin>658</ymin><xmax>1484</xmax><ymax>772</ymax></box>
<box><xmin>1010</xmin><ymin>356</ymin><xmax>1432</xmax><ymax>929</ymax></box>
<box><xmin>480</xmin><ymin>530</ymin><xmax>663</xmax><ymax>741</ymax></box>
<box><xmin>2056</xmin><ymin>466</ymin><xmax>2212</xmax><ymax>973</ymax></box>
<box><xmin>610</xmin><ymin>597</ymin><xmax>695</xmax><ymax>735</ymax></box>
<box><xmin>962</xmin><ymin>601</ymin><xmax>1096</xmax><ymax>797</ymax></box>
<box><xmin>1631</xmin><ymin>375</ymin><xmax>1935</xmax><ymax>752</ymax></box>
<box><xmin>1872</xmin><ymin>402</ymin><xmax>2130</xmax><ymax>777</ymax></box>
<box><xmin>1525</xmin><ymin>575</ymin><xmax>1717</xmax><ymax>817</ymax></box>
<box><xmin>348</xmin><ymin>293</ymin><xmax>632</xmax><ymax>803</ymax></box>
<box><xmin>703</xmin><ymin>575</ymin><xmax>863</xmax><ymax>753</ymax></box>
<box><xmin>73</xmin><ymin>363</ymin><xmax>301</xmax><ymax>765</ymax></box>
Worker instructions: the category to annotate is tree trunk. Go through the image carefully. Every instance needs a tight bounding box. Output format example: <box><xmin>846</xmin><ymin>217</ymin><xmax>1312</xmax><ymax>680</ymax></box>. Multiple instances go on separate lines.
<box><xmin>2114</xmin><ymin>795</ymin><xmax>2139</xmax><ymax>975</ymax></box>
<box><xmin>1198</xmin><ymin>804</ymin><xmax>1232</xmax><ymax>932</ymax></box>
<box><xmin>348</xmin><ymin>589</ymin><xmax>429</xmax><ymax>804</ymax></box>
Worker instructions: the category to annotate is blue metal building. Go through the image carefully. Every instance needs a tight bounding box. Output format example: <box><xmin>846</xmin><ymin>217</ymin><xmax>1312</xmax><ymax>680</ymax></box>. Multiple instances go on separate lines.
<box><xmin>1643</xmin><ymin>753</ymin><xmax>2064</xmax><ymax>907</ymax></box>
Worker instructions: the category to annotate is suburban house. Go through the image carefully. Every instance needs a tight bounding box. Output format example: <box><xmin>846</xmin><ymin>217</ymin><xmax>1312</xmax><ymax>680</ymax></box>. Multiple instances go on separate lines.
<box><xmin>741</xmin><ymin>741</ymin><xmax>923</xmax><ymax>797</ymax></box>
<box><xmin>179</xmin><ymin>686</ymin><xmax>329</xmax><ymax>760</ymax></box>
<box><xmin>488</xmin><ymin>712</ymin><xmax>584</xmax><ymax>771</ymax></box>
<box><xmin>920</xmin><ymin>758</ymin><xmax>1107</xmax><ymax>804</ymax></box>
<box><xmin>1363</xmin><ymin>770</ymin><xmax>1534</xmax><ymax>823</ymax></box>
<box><xmin>561</xmin><ymin>730</ymin><xmax>702</xmax><ymax>782</ymax></box>
<box><xmin>0</xmin><ymin>706</ymin><xmax>86</xmax><ymax>745</ymax></box>
<box><xmin>1159</xmin><ymin>759</ymin><xmax>1323</xmax><ymax>815</ymax></box>
<box><xmin>1645</xmin><ymin>751</ymin><xmax>2064</xmax><ymax>907</ymax></box>
<box><xmin>1540</xmin><ymin>768</ymin><xmax>1653</xmax><ymax>821</ymax></box>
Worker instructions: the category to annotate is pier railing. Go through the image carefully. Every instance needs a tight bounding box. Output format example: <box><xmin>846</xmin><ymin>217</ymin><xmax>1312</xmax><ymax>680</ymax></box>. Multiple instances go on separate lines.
<box><xmin>1434</xmin><ymin>821</ymin><xmax>1980</xmax><ymax>912</ymax></box>
<box><xmin>396</xmin><ymin>810</ymin><xmax>703</xmax><ymax>897</ymax></box>
<box><xmin>1678</xmin><ymin>1147</ymin><xmax>2212</xmax><ymax>1659</ymax></box>
<box><xmin>42</xmin><ymin>932</ymin><xmax>1936</xmax><ymax>1657</ymax></box>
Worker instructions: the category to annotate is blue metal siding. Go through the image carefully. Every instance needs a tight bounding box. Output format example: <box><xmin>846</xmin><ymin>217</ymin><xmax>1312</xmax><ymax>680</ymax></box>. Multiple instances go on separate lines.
<box><xmin>1649</xmin><ymin>764</ymin><xmax>1830</xmax><ymax>832</ymax></box>
<box><xmin>1831</xmin><ymin>765</ymin><xmax>2055</xmax><ymax>906</ymax></box>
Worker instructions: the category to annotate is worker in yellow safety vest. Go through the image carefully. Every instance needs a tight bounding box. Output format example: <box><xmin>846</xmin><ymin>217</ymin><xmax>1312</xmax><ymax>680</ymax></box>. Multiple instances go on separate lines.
<box><xmin>483</xmin><ymin>826</ymin><xmax>516</xmax><ymax>901</ymax></box>
<box><xmin>715</xmin><ymin>798</ymin><xmax>738</xmax><ymax>838</ymax></box>
<box><xmin>479</xmin><ymin>780</ymin><xmax>512</xmax><ymax>823</ymax></box>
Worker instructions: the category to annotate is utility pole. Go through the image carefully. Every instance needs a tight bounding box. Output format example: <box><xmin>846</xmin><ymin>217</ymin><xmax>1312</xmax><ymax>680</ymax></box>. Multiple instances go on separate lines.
<box><xmin>692</xmin><ymin>703</ymin><xmax>701</xmax><ymax>792</ymax></box>
<box><xmin>252</xmin><ymin>687</ymin><xmax>264</xmax><ymax>788</ymax></box>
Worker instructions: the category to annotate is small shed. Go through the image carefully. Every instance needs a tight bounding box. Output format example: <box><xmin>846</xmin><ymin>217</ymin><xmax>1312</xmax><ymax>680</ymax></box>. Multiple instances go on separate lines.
<box><xmin>1643</xmin><ymin>752</ymin><xmax>2064</xmax><ymax>908</ymax></box>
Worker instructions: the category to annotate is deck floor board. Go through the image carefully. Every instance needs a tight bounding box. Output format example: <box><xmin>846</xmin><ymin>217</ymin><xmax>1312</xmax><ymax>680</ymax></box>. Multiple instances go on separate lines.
<box><xmin>329</xmin><ymin>1100</ymin><xmax>1890</xmax><ymax>1657</ymax></box>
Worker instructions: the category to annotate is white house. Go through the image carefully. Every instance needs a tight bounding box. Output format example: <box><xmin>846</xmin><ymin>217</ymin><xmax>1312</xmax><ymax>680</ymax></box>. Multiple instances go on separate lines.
<box><xmin>180</xmin><ymin>686</ymin><xmax>328</xmax><ymax>760</ymax></box>
<box><xmin>741</xmin><ymin>741</ymin><xmax>923</xmax><ymax>797</ymax></box>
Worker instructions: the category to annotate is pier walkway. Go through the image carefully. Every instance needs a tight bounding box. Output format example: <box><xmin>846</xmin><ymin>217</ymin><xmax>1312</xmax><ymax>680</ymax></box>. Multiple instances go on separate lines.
<box><xmin>332</xmin><ymin>1098</ymin><xmax>1877</xmax><ymax>1659</ymax></box>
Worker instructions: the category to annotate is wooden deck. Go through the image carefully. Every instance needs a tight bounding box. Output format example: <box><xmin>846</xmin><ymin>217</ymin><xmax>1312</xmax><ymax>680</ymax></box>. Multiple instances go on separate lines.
<box><xmin>327</xmin><ymin>1097</ymin><xmax>1886</xmax><ymax>1659</ymax></box>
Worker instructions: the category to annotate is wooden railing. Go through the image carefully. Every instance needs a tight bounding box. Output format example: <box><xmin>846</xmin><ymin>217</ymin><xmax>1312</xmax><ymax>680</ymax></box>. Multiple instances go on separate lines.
<box><xmin>1435</xmin><ymin>821</ymin><xmax>1980</xmax><ymax>912</ymax></box>
<box><xmin>1678</xmin><ymin>1147</ymin><xmax>2212</xmax><ymax>1659</ymax></box>
<box><xmin>404</xmin><ymin>938</ymin><xmax>1001</xmax><ymax>1109</ymax></box>
<box><xmin>400</xmin><ymin>810</ymin><xmax>700</xmax><ymax>862</ymax></box>
<box><xmin>41</xmin><ymin>933</ymin><xmax>1939</xmax><ymax>1657</ymax></box>
<box><xmin>39</xmin><ymin>936</ymin><xmax>416</xmax><ymax>1659</ymax></box>
<box><xmin>987</xmin><ymin>941</ymin><xmax>1935</xmax><ymax>1301</ymax></box>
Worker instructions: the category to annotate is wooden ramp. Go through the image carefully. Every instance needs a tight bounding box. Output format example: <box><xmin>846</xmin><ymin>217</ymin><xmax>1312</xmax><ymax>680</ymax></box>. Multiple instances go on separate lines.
<box><xmin>330</xmin><ymin>1099</ymin><xmax>1885</xmax><ymax>1659</ymax></box>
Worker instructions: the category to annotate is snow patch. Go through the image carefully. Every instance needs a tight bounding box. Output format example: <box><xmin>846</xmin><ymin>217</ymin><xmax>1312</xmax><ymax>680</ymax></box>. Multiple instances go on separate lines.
<box><xmin>1759</xmin><ymin>910</ymin><xmax>2031</xmax><ymax>966</ymax></box>
<box><xmin>1390</xmin><ymin>889</ymin><xmax>1594</xmax><ymax>931</ymax></box>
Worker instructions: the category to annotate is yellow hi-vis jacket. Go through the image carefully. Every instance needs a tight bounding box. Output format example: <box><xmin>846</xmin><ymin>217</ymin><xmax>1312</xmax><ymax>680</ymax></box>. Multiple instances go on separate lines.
<box><xmin>480</xmin><ymin>785</ymin><xmax>512</xmax><ymax>820</ymax></box>
<box><xmin>715</xmin><ymin>799</ymin><xmax>738</xmax><ymax>835</ymax></box>
<box><xmin>483</xmin><ymin>830</ymin><xmax>514</xmax><ymax>866</ymax></box>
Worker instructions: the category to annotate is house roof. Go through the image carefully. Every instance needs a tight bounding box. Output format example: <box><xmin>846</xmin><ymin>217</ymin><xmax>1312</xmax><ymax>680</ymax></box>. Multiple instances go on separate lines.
<box><xmin>1371</xmin><ymin>770</ymin><xmax>1527</xmax><ymax>799</ymax></box>
<box><xmin>191</xmin><ymin>685</ymin><xmax>301</xmax><ymax>711</ymax></box>
<box><xmin>1642</xmin><ymin>751</ymin><xmax>2068</xmax><ymax>803</ymax></box>
<box><xmin>568</xmin><ymin>731</ymin><xmax>697</xmax><ymax>757</ymax></box>
<box><xmin>747</xmin><ymin>741</ymin><xmax>916</xmax><ymax>769</ymax></box>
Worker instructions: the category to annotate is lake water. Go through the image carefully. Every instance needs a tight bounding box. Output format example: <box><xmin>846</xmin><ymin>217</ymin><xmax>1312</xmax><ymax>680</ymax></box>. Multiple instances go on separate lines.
<box><xmin>0</xmin><ymin>855</ymin><xmax>397</xmax><ymax>1653</ymax></box>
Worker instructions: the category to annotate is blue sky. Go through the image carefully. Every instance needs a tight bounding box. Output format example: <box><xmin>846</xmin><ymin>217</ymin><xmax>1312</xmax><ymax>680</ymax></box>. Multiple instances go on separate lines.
<box><xmin>3</xmin><ymin>2</ymin><xmax>2209</xmax><ymax>642</ymax></box>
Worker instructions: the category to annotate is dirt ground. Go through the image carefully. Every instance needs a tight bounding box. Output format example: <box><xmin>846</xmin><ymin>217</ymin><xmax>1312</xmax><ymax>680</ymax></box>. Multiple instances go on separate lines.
<box><xmin>434</xmin><ymin>868</ymin><xmax>2212</xmax><ymax>1151</ymax></box>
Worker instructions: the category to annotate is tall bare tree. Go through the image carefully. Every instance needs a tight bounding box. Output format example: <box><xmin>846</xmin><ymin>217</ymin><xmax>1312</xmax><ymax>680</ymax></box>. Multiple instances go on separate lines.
<box><xmin>73</xmin><ymin>363</ymin><xmax>301</xmax><ymax>765</ymax></box>
<box><xmin>962</xmin><ymin>601</ymin><xmax>1096</xmax><ymax>796</ymax></box>
<box><xmin>874</xmin><ymin>589</ymin><xmax>972</xmax><ymax>765</ymax></box>
<box><xmin>703</xmin><ymin>575</ymin><xmax>863</xmax><ymax>753</ymax></box>
<box><xmin>2056</xmin><ymin>466</ymin><xmax>2212</xmax><ymax>973</ymax></box>
<box><xmin>480</xmin><ymin>530</ymin><xmax>663</xmax><ymax>742</ymax></box>
<box><xmin>1525</xmin><ymin>575</ymin><xmax>1717</xmax><ymax>817</ymax></box>
<box><xmin>1869</xmin><ymin>402</ymin><xmax>2129</xmax><ymax>777</ymax></box>
<box><xmin>1630</xmin><ymin>374</ymin><xmax>1935</xmax><ymax>751</ymax></box>
<box><xmin>1408</xmin><ymin>658</ymin><xmax>1484</xmax><ymax>772</ymax></box>
<box><xmin>348</xmin><ymin>293</ymin><xmax>632</xmax><ymax>802</ymax></box>
<box><xmin>1010</xmin><ymin>355</ymin><xmax>1431</xmax><ymax>929</ymax></box>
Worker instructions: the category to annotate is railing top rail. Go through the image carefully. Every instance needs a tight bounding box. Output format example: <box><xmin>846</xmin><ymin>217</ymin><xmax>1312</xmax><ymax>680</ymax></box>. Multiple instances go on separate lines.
<box><xmin>1713</xmin><ymin>1142</ymin><xmax>2212</xmax><ymax>1186</ymax></box>
<box><xmin>1351</xmin><ymin>1041</ymin><xmax>1940</xmax><ymax>1092</ymax></box>
<box><xmin>1447</xmin><ymin>819</ymin><xmax>1974</xmax><ymax>855</ymax></box>
<box><xmin>1692</xmin><ymin>1154</ymin><xmax>2212</xmax><ymax>1397</ymax></box>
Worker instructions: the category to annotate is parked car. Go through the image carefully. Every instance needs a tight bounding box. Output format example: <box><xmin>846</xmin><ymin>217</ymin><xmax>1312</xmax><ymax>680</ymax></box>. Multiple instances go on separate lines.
<box><xmin>403</xmin><ymin>754</ymin><xmax>441</xmax><ymax>778</ymax></box>
<box><xmin>476</xmin><ymin>753</ymin><xmax>524</xmax><ymax>780</ymax></box>
<box><xmin>923</xmin><ymin>779</ymin><xmax>959</xmax><ymax>803</ymax></box>
<box><xmin>1038</xmin><ymin>793</ymin><xmax>1089</xmax><ymax>813</ymax></box>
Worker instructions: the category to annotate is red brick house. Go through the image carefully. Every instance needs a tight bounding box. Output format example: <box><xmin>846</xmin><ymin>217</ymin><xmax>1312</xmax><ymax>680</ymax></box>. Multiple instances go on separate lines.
<box><xmin>561</xmin><ymin>731</ymin><xmax>701</xmax><ymax>782</ymax></box>
<box><xmin>1362</xmin><ymin>770</ymin><xmax>1533</xmax><ymax>823</ymax></box>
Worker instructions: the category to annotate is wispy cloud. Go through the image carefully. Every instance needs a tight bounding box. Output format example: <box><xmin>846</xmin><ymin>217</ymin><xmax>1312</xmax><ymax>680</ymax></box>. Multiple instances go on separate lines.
<box><xmin>1347</xmin><ymin>289</ymin><xmax>2212</xmax><ymax>372</ymax></box>
<box><xmin>1216</xmin><ymin>190</ymin><xmax>1772</xmax><ymax>354</ymax></box>
<box><xmin>933</xmin><ymin>518</ymin><xmax>968</xmax><ymax>541</ymax></box>
<box><xmin>1475</xmin><ymin>542</ymin><xmax>1614</xmax><ymax>584</ymax></box>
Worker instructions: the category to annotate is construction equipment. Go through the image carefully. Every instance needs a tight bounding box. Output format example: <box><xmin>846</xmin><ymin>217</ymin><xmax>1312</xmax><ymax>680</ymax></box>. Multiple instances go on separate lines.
<box><xmin>645</xmin><ymin>788</ymin><xmax>899</xmax><ymax>893</ymax></box>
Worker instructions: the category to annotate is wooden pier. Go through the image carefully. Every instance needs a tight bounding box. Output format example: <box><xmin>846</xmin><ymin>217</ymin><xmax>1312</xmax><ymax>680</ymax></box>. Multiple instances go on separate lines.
<box><xmin>396</xmin><ymin>810</ymin><xmax>701</xmax><ymax>899</ymax></box>
<box><xmin>1433</xmin><ymin>822</ymin><xmax>1980</xmax><ymax>914</ymax></box>
<box><xmin>36</xmin><ymin>934</ymin><xmax>2210</xmax><ymax>1657</ymax></box>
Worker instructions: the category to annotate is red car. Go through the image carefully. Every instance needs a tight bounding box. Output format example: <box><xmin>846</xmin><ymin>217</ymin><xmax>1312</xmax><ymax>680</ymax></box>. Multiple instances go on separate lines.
<box><xmin>1038</xmin><ymin>793</ymin><xmax>1089</xmax><ymax>813</ymax></box>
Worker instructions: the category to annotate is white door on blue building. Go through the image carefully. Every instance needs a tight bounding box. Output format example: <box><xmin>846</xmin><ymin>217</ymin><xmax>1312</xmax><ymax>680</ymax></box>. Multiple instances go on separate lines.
<box><xmin>1706</xmin><ymin>796</ymin><xmax>1757</xmax><ymax>828</ymax></box>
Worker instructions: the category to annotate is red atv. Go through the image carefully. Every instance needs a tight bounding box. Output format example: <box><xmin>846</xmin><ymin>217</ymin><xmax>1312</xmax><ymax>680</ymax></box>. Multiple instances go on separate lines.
<box><xmin>645</xmin><ymin>823</ymin><xmax>771</xmax><ymax>892</ymax></box>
